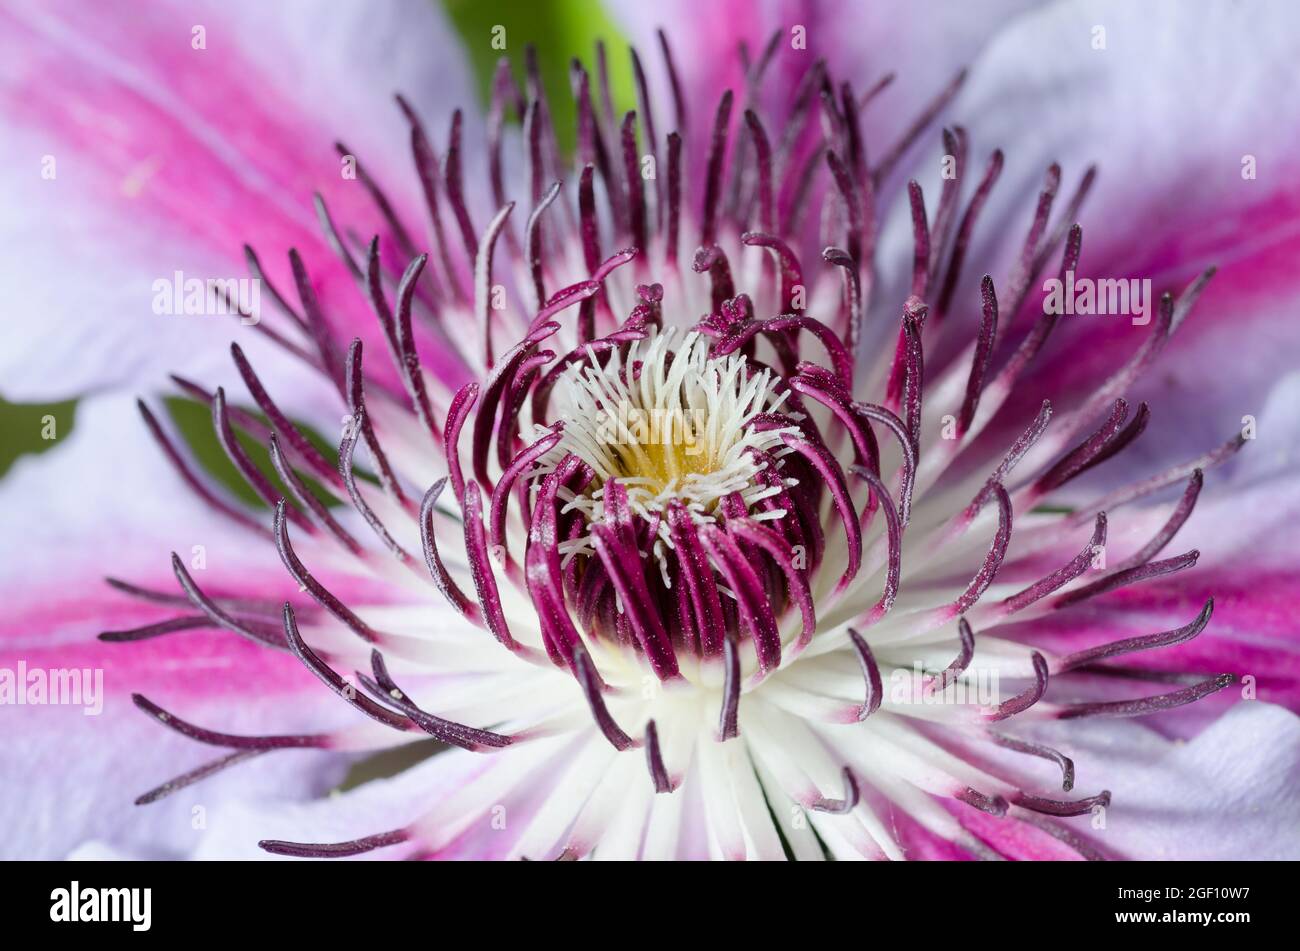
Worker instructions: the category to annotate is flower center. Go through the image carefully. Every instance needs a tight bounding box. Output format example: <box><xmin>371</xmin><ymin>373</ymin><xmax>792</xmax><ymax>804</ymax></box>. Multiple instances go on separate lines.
<box><xmin>537</xmin><ymin>329</ymin><xmax>799</xmax><ymax>570</ymax></box>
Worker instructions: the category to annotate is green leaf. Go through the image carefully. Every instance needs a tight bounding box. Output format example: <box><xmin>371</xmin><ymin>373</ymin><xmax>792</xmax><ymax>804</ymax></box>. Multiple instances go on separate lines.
<box><xmin>0</xmin><ymin>398</ymin><xmax>77</xmax><ymax>478</ymax></box>
<box><xmin>163</xmin><ymin>396</ymin><xmax>346</xmax><ymax>510</ymax></box>
<box><xmin>441</xmin><ymin>0</ymin><xmax>636</xmax><ymax>155</ymax></box>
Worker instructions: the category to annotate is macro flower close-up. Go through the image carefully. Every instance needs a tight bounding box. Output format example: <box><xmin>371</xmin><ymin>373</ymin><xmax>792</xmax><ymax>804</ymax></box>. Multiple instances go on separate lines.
<box><xmin>2</xmin><ymin>0</ymin><xmax>1300</xmax><ymax>871</ymax></box>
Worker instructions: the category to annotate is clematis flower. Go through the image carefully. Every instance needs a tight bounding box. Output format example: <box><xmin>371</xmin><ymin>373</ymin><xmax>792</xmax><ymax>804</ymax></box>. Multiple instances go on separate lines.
<box><xmin>2</xmin><ymin>0</ymin><xmax>1300</xmax><ymax>861</ymax></box>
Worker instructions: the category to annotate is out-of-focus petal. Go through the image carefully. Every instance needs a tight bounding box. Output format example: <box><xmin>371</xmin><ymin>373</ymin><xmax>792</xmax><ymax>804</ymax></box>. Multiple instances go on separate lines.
<box><xmin>991</xmin><ymin>373</ymin><xmax>1300</xmax><ymax>712</ymax></box>
<box><xmin>0</xmin><ymin>393</ymin><xmax>357</xmax><ymax>858</ymax></box>
<box><xmin>608</xmin><ymin>0</ymin><xmax>1039</xmax><ymax>148</ymax></box>
<box><xmin>1027</xmin><ymin>702</ymin><xmax>1300</xmax><ymax>859</ymax></box>
<box><xmin>0</xmin><ymin>0</ymin><xmax>478</xmax><ymax>406</ymax></box>
<box><xmin>925</xmin><ymin>0</ymin><xmax>1300</xmax><ymax>472</ymax></box>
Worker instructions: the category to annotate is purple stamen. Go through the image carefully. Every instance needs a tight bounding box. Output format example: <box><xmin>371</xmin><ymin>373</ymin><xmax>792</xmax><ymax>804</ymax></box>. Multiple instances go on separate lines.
<box><xmin>210</xmin><ymin>388</ymin><xmax>313</xmax><ymax>533</ymax></box>
<box><xmin>526</xmin><ymin>181</ymin><xmax>562</xmax><ymax>309</ymax></box>
<box><xmin>1053</xmin><ymin>549</ymin><xmax>1199</xmax><ymax>609</ymax></box>
<box><xmin>1012</xmin><ymin>789</ymin><xmax>1111</xmax><ymax>817</ymax></box>
<box><xmin>700</xmin><ymin>90</ymin><xmax>734</xmax><ymax>246</ymax></box>
<box><xmin>443</xmin><ymin>109</ymin><xmax>479</xmax><ymax>265</ymax></box>
<box><xmin>1113</xmin><ymin>471</ymin><xmax>1203</xmax><ymax>573</ymax></box>
<box><xmin>742</xmin><ymin>110</ymin><xmax>774</xmax><ymax>232</ymax></box>
<box><xmin>1015</xmin><ymin>811</ymin><xmax>1108</xmax><ymax>861</ymax></box>
<box><xmin>260</xmin><ymin>829</ymin><xmax>410</xmax><ymax>859</ymax></box>
<box><xmin>136</xmin><ymin>399</ymin><xmax>265</xmax><ymax>536</ymax></box>
<box><xmin>333</xmin><ymin>141</ymin><xmax>418</xmax><ymax>258</ymax></box>
<box><xmin>629</xmin><ymin>46</ymin><xmax>661</xmax><ymax>229</ymax></box>
<box><xmin>1032</xmin><ymin>166</ymin><xmax>1096</xmax><ymax>280</ymax></box>
<box><xmin>873</xmin><ymin>68</ymin><xmax>967</xmax><ymax>186</ymax></box>
<box><xmin>986</xmin><ymin>652</ymin><xmax>1049</xmax><ymax>721</ymax></box>
<box><xmin>825</xmin><ymin>149</ymin><xmax>866</xmax><ymax>276</ymax></box>
<box><xmin>927</xmin><ymin>126</ymin><xmax>968</xmax><ymax>288</ymax></box>
<box><xmin>523</xmin><ymin>100</ymin><xmax>545</xmax><ymax>208</ymax></box>
<box><xmin>1058</xmin><ymin>599</ymin><xmax>1214</xmax><ymax>671</ymax></box>
<box><xmin>99</xmin><ymin>615</ymin><xmax>211</xmax><ymax>642</ymax></box>
<box><xmin>136</xmin><ymin>749</ymin><xmax>265</xmax><ymax>806</ymax></box>
<box><xmin>344</xmin><ymin>340</ymin><xmax>408</xmax><ymax>505</ymax></box>
<box><xmin>1074</xmin><ymin>432</ymin><xmax>1243</xmax><ymax>521</ymax></box>
<box><xmin>994</xmin><ymin>224</ymin><xmax>1083</xmax><ymax>390</ymax></box>
<box><xmin>398</xmin><ymin>264</ymin><xmax>453</xmax><ymax>446</ymax></box>
<box><xmin>397</xmin><ymin>93</ymin><xmax>467</xmax><ymax>303</ymax></box>
<box><xmin>907</xmin><ymin>180</ymin><xmax>930</xmax><ymax>299</ymax></box>
<box><xmin>667</xmin><ymin>501</ymin><xmax>727</xmax><ymax>657</ymax></box>
<box><xmin>242</xmin><ymin>243</ymin><xmax>307</xmax><ymax>330</ymax></box>
<box><xmin>1036</xmin><ymin>399</ymin><xmax>1132</xmax><ymax>493</ymax></box>
<box><xmin>666</xmin><ymin>131</ymin><xmax>683</xmax><ymax>264</ymax></box>
<box><xmin>362</xmin><ymin>649</ymin><xmax>512</xmax><ymax>750</ymax></box>
<box><xmin>621</xmin><ymin>112</ymin><xmax>648</xmax><ymax>252</ymax></box>
<box><xmin>999</xmin><ymin>512</ymin><xmax>1106</xmax><ymax>614</ymax></box>
<box><xmin>741</xmin><ymin>232</ymin><xmax>805</xmax><ymax>315</ymax></box>
<box><xmin>475</xmin><ymin>202</ymin><xmax>516</xmax><ymax>369</ymax></box>
<box><xmin>849</xmin><ymin>467</ymin><xmax>901</xmax><ymax>619</ymax></box>
<box><xmin>281</xmin><ymin>603</ymin><xmax>410</xmax><ymax>730</ymax></box>
<box><xmin>273</xmin><ymin>500</ymin><xmax>381</xmax><ymax>644</ymax></box>
<box><xmin>590</xmin><ymin>523</ymin><xmax>679</xmax><ymax>680</ymax></box>
<box><xmin>847</xmin><ymin>628</ymin><xmax>883</xmax><ymax>720</ymax></box>
<box><xmin>460</xmin><ymin>481</ymin><xmax>517</xmax><ymax>650</ymax></box>
<box><xmin>851</xmin><ymin>402</ymin><xmax>915</xmax><ymax>526</ymax></box>
<box><xmin>693</xmin><ymin>245</ymin><xmax>736</xmax><ymax>313</ymax></box>
<box><xmin>719</xmin><ymin>636</ymin><xmax>742</xmax><ymax>741</ymax></box>
<box><xmin>952</xmin><ymin>482</ymin><xmax>1012</xmax><ymax>614</ymax></box>
<box><xmin>728</xmin><ymin>520</ymin><xmax>816</xmax><ymax>645</ymax></box>
<box><xmin>656</xmin><ymin>28</ymin><xmax>687</xmax><ymax>142</ymax></box>
<box><xmin>288</xmin><ymin>248</ymin><xmax>348</xmax><ymax>396</ymax></box>
<box><xmin>1056</xmin><ymin>674</ymin><xmax>1236</xmax><ymax>719</ymax></box>
<box><xmin>957</xmin><ymin>275</ymin><xmax>999</xmax><ymax>435</ymax></box>
<box><xmin>338</xmin><ymin>409</ymin><xmax>412</xmax><ymax>563</ymax></box>
<box><xmin>936</xmin><ymin>149</ymin><xmax>1004</xmax><ymax>316</ymax></box>
<box><xmin>645</xmin><ymin>719</ymin><xmax>673</xmax><ymax>793</ymax></box>
<box><xmin>779</xmin><ymin>433</ymin><xmax>862</xmax><ymax>589</ymax></box>
<box><xmin>957</xmin><ymin>787</ymin><xmax>1009</xmax><ymax>817</ymax></box>
<box><xmin>132</xmin><ymin>693</ymin><xmax>331</xmax><ymax>750</ymax></box>
<box><xmin>231</xmin><ymin>343</ymin><xmax>342</xmax><ymax>487</ymax></box>
<box><xmin>171</xmin><ymin>552</ymin><xmax>287</xmax><ymax>649</ymax></box>
<box><xmin>573</xmin><ymin>647</ymin><xmax>634</xmax><ymax>751</ymax></box>
<box><xmin>419</xmin><ymin>478</ymin><xmax>479</xmax><ymax>621</ymax></box>
<box><xmin>1002</xmin><ymin>163</ymin><xmax>1061</xmax><ymax>316</ymax></box>
<box><xmin>317</xmin><ymin>196</ymin><xmax>365</xmax><ymax>289</ymax></box>
<box><xmin>823</xmin><ymin>247</ymin><xmax>863</xmax><ymax>366</ymax></box>
<box><xmin>267</xmin><ymin>433</ymin><xmax>363</xmax><ymax>555</ymax></box>
<box><xmin>810</xmin><ymin>767</ymin><xmax>860</xmax><ymax>814</ymax></box>
<box><xmin>989</xmin><ymin>732</ymin><xmax>1075</xmax><ymax>791</ymax></box>
<box><xmin>930</xmin><ymin>617</ymin><xmax>976</xmax><ymax>693</ymax></box>
<box><xmin>444</xmin><ymin>382</ymin><xmax>478</xmax><ymax>503</ymax></box>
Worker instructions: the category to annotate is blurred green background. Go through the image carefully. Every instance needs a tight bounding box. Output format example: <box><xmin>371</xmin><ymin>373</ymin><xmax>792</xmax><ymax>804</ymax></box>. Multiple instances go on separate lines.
<box><xmin>0</xmin><ymin>0</ymin><xmax>634</xmax><ymax>484</ymax></box>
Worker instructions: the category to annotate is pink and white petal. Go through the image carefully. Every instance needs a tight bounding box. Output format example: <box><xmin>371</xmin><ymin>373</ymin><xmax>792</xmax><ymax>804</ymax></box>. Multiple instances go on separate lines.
<box><xmin>0</xmin><ymin>393</ymin><xmax>362</xmax><ymax>858</ymax></box>
<box><xmin>1022</xmin><ymin>702</ymin><xmax>1300</xmax><ymax>860</ymax></box>
<box><xmin>0</xmin><ymin>630</ymin><xmax>357</xmax><ymax>861</ymax></box>
<box><xmin>189</xmin><ymin>746</ymin><xmax>499</xmax><ymax>861</ymax></box>
<box><xmin>1009</xmin><ymin>470</ymin><xmax>1300</xmax><ymax>712</ymax></box>
<box><xmin>935</xmin><ymin>0</ymin><xmax>1300</xmax><ymax>473</ymax></box>
<box><xmin>990</xmin><ymin>373</ymin><xmax>1300</xmax><ymax>715</ymax></box>
<box><xmin>0</xmin><ymin>0</ymin><xmax>478</xmax><ymax>408</ymax></box>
